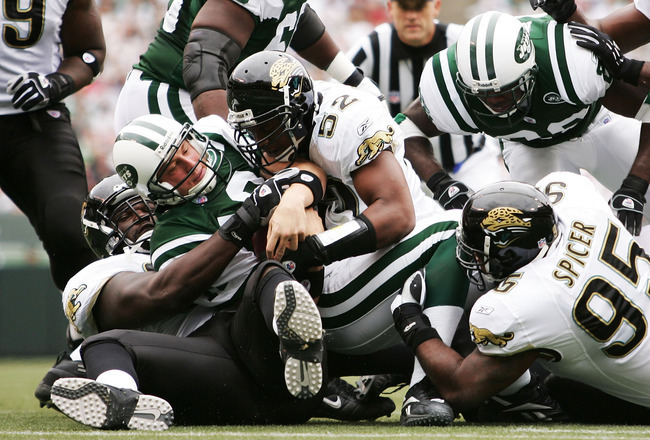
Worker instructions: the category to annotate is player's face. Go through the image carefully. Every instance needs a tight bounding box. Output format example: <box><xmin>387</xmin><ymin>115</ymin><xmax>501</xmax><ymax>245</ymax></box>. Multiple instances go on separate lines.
<box><xmin>112</xmin><ymin>198</ymin><xmax>156</xmax><ymax>242</ymax></box>
<box><xmin>389</xmin><ymin>0</ymin><xmax>439</xmax><ymax>47</ymax></box>
<box><xmin>158</xmin><ymin>139</ymin><xmax>206</xmax><ymax>196</ymax></box>
<box><xmin>478</xmin><ymin>87</ymin><xmax>525</xmax><ymax>115</ymax></box>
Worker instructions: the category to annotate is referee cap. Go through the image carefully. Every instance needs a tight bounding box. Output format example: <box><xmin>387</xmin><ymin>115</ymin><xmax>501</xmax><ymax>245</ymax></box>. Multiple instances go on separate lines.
<box><xmin>392</xmin><ymin>0</ymin><xmax>433</xmax><ymax>10</ymax></box>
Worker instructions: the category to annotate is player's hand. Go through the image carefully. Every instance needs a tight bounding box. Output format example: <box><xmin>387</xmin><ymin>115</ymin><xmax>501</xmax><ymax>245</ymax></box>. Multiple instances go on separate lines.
<box><xmin>529</xmin><ymin>0</ymin><xmax>576</xmax><ymax>23</ymax></box>
<box><xmin>569</xmin><ymin>22</ymin><xmax>644</xmax><ymax>86</ymax></box>
<box><xmin>7</xmin><ymin>72</ymin><xmax>74</xmax><ymax>111</ymax></box>
<box><xmin>427</xmin><ymin>171</ymin><xmax>474</xmax><ymax>210</ymax></box>
<box><xmin>610</xmin><ymin>176</ymin><xmax>648</xmax><ymax>236</ymax></box>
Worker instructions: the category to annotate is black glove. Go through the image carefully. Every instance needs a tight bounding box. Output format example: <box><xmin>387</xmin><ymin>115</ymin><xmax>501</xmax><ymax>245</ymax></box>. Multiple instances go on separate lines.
<box><xmin>218</xmin><ymin>168</ymin><xmax>303</xmax><ymax>247</ymax></box>
<box><xmin>568</xmin><ymin>22</ymin><xmax>644</xmax><ymax>86</ymax></box>
<box><xmin>529</xmin><ymin>0</ymin><xmax>576</xmax><ymax>23</ymax></box>
<box><xmin>392</xmin><ymin>302</ymin><xmax>440</xmax><ymax>352</ymax></box>
<box><xmin>7</xmin><ymin>72</ymin><xmax>75</xmax><ymax>111</ymax></box>
<box><xmin>427</xmin><ymin>171</ymin><xmax>474</xmax><ymax>210</ymax></box>
<box><xmin>610</xmin><ymin>175</ymin><xmax>648</xmax><ymax>236</ymax></box>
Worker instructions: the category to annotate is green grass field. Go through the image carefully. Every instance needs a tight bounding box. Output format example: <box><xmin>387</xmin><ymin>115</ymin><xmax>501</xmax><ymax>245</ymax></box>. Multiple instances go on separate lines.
<box><xmin>1</xmin><ymin>357</ymin><xmax>649</xmax><ymax>440</ymax></box>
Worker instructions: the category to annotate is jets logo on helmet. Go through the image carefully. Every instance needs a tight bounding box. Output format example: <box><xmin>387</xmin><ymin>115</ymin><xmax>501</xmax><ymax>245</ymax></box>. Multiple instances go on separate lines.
<box><xmin>514</xmin><ymin>23</ymin><xmax>533</xmax><ymax>64</ymax></box>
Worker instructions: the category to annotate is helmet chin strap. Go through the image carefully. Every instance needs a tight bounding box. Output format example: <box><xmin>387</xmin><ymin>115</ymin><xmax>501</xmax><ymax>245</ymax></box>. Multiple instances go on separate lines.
<box><xmin>125</xmin><ymin>230</ymin><xmax>153</xmax><ymax>255</ymax></box>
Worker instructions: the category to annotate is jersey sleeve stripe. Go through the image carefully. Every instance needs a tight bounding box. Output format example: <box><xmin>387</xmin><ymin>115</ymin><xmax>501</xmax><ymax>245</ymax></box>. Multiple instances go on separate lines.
<box><xmin>547</xmin><ymin>21</ymin><xmax>579</xmax><ymax>105</ymax></box>
<box><xmin>431</xmin><ymin>48</ymin><xmax>477</xmax><ymax>133</ymax></box>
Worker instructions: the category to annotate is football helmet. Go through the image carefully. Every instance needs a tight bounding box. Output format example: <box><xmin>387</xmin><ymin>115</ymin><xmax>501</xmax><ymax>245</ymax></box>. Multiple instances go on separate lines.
<box><xmin>82</xmin><ymin>174</ymin><xmax>156</xmax><ymax>258</ymax></box>
<box><xmin>456</xmin><ymin>181</ymin><xmax>558</xmax><ymax>289</ymax></box>
<box><xmin>227</xmin><ymin>50</ymin><xmax>315</xmax><ymax>174</ymax></box>
<box><xmin>455</xmin><ymin>11</ymin><xmax>538</xmax><ymax>128</ymax></box>
<box><xmin>113</xmin><ymin>114</ymin><xmax>230</xmax><ymax>205</ymax></box>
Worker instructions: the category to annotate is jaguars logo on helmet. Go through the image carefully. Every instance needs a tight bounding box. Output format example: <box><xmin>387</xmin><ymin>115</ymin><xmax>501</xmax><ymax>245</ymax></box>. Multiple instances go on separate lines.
<box><xmin>481</xmin><ymin>207</ymin><xmax>535</xmax><ymax>248</ymax></box>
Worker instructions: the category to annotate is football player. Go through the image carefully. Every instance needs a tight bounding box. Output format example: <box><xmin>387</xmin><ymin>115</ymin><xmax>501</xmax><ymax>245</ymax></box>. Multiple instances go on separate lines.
<box><xmin>399</xmin><ymin>11</ymin><xmax>650</xmax><ymax>237</ymax></box>
<box><xmin>392</xmin><ymin>171</ymin><xmax>650</xmax><ymax>424</ymax></box>
<box><xmin>113</xmin><ymin>0</ymin><xmax>379</xmax><ymax>132</ymax></box>
<box><xmin>226</xmin><ymin>50</ymin><xmax>475</xmax><ymax>426</ymax></box>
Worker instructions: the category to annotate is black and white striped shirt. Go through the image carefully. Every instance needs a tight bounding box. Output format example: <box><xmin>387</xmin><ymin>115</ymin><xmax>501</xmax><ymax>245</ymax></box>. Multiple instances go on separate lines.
<box><xmin>347</xmin><ymin>21</ymin><xmax>484</xmax><ymax>173</ymax></box>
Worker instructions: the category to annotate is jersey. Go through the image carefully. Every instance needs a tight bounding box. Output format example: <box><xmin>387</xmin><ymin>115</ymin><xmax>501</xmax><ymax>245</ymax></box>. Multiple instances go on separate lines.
<box><xmin>469</xmin><ymin>172</ymin><xmax>650</xmax><ymax>407</ymax></box>
<box><xmin>307</xmin><ymin>81</ymin><xmax>469</xmax><ymax>354</ymax></box>
<box><xmin>150</xmin><ymin>116</ymin><xmax>263</xmax><ymax>308</ymax></box>
<box><xmin>0</xmin><ymin>0</ymin><xmax>67</xmax><ymax>115</ymax></box>
<box><xmin>419</xmin><ymin>15</ymin><xmax>610</xmax><ymax>148</ymax></box>
<box><xmin>135</xmin><ymin>0</ymin><xmax>307</xmax><ymax>90</ymax></box>
<box><xmin>62</xmin><ymin>251</ymin><xmax>213</xmax><ymax>338</ymax></box>
<box><xmin>347</xmin><ymin>21</ymin><xmax>482</xmax><ymax>173</ymax></box>
<box><xmin>635</xmin><ymin>0</ymin><xmax>650</xmax><ymax>20</ymax></box>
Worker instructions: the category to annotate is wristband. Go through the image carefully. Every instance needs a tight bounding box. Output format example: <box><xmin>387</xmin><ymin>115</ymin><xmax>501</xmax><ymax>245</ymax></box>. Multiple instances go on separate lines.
<box><xmin>76</xmin><ymin>51</ymin><xmax>101</xmax><ymax>77</ymax></box>
<box><xmin>426</xmin><ymin>171</ymin><xmax>451</xmax><ymax>193</ymax></box>
<box><xmin>294</xmin><ymin>170</ymin><xmax>324</xmax><ymax>208</ymax></box>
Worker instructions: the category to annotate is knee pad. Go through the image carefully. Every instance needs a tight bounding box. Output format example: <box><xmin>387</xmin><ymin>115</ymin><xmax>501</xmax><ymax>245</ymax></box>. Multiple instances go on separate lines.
<box><xmin>244</xmin><ymin>260</ymin><xmax>293</xmax><ymax>304</ymax></box>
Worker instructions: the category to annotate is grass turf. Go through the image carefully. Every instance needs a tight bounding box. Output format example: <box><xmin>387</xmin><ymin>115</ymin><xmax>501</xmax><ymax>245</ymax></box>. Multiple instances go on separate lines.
<box><xmin>1</xmin><ymin>357</ymin><xmax>649</xmax><ymax>439</ymax></box>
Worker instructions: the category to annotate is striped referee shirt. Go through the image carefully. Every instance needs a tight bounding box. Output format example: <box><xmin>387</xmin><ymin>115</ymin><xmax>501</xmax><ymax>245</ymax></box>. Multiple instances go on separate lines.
<box><xmin>347</xmin><ymin>21</ymin><xmax>484</xmax><ymax>173</ymax></box>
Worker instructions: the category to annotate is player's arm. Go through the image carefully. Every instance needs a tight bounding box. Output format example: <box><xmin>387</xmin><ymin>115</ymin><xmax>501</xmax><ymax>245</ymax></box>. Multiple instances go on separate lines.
<box><xmin>353</xmin><ymin>149</ymin><xmax>416</xmax><ymax>248</ymax></box>
<box><xmin>94</xmin><ymin>232</ymin><xmax>242</xmax><ymax>331</ymax></box>
<box><xmin>7</xmin><ymin>0</ymin><xmax>106</xmax><ymax>112</ymax></box>
<box><xmin>265</xmin><ymin>159</ymin><xmax>327</xmax><ymax>260</ymax></box>
<box><xmin>401</xmin><ymin>98</ymin><xmax>473</xmax><ymax>210</ymax></box>
<box><xmin>183</xmin><ymin>0</ymin><xmax>254</xmax><ymax>119</ymax></box>
<box><xmin>292</xmin><ymin>5</ymin><xmax>382</xmax><ymax>97</ymax></box>
<box><xmin>415</xmin><ymin>340</ymin><xmax>539</xmax><ymax>410</ymax></box>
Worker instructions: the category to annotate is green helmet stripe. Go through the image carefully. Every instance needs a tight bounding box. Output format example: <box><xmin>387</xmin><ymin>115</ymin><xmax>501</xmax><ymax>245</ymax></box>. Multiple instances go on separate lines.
<box><xmin>484</xmin><ymin>13</ymin><xmax>500</xmax><ymax>80</ymax></box>
<box><xmin>469</xmin><ymin>17</ymin><xmax>481</xmax><ymax>80</ymax></box>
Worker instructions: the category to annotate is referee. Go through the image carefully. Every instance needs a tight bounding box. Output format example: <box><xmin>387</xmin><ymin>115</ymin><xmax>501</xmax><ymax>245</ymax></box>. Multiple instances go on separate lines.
<box><xmin>347</xmin><ymin>0</ymin><xmax>484</xmax><ymax>175</ymax></box>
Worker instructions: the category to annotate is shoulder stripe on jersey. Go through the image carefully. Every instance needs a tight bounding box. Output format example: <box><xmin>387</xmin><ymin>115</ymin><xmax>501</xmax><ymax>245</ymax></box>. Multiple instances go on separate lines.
<box><xmin>432</xmin><ymin>48</ymin><xmax>476</xmax><ymax>132</ymax></box>
<box><xmin>546</xmin><ymin>21</ymin><xmax>578</xmax><ymax>105</ymax></box>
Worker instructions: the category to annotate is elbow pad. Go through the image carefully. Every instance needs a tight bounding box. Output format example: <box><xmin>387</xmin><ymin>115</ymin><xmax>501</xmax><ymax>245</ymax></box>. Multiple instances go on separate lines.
<box><xmin>290</xmin><ymin>4</ymin><xmax>325</xmax><ymax>51</ymax></box>
<box><xmin>183</xmin><ymin>27</ymin><xmax>241</xmax><ymax>100</ymax></box>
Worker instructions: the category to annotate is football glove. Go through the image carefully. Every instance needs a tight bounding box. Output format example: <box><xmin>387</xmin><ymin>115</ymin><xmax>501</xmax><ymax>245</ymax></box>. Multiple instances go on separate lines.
<box><xmin>610</xmin><ymin>175</ymin><xmax>648</xmax><ymax>236</ymax></box>
<box><xmin>569</xmin><ymin>22</ymin><xmax>644</xmax><ymax>86</ymax></box>
<box><xmin>218</xmin><ymin>167</ymin><xmax>305</xmax><ymax>247</ymax></box>
<box><xmin>7</xmin><ymin>72</ymin><xmax>74</xmax><ymax>111</ymax></box>
<box><xmin>427</xmin><ymin>171</ymin><xmax>474</xmax><ymax>210</ymax></box>
<box><xmin>529</xmin><ymin>0</ymin><xmax>576</xmax><ymax>23</ymax></box>
<box><xmin>391</xmin><ymin>270</ymin><xmax>440</xmax><ymax>352</ymax></box>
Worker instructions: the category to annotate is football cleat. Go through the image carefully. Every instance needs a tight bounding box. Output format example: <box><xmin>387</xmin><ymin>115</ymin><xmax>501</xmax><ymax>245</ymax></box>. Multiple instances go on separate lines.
<box><xmin>315</xmin><ymin>377</ymin><xmax>395</xmax><ymax>421</ymax></box>
<box><xmin>35</xmin><ymin>351</ymin><xmax>86</xmax><ymax>410</ymax></box>
<box><xmin>51</xmin><ymin>377</ymin><xmax>173</xmax><ymax>430</ymax></box>
<box><xmin>400</xmin><ymin>377</ymin><xmax>455</xmax><ymax>427</ymax></box>
<box><xmin>274</xmin><ymin>280</ymin><xmax>324</xmax><ymax>399</ymax></box>
<box><xmin>471</xmin><ymin>374</ymin><xmax>571</xmax><ymax>423</ymax></box>
<box><xmin>355</xmin><ymin>374</ymin><xmax>409</xmax><ymax>400</ymax></box>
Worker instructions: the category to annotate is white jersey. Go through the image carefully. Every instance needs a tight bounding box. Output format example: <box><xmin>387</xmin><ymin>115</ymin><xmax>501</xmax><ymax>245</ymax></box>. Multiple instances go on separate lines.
<box><xmin>62</xmin><ymin>252</ymin><xmax>214</xmax><ymax>339</ymax></box>
<box><xmin>0</xmin><ymin>0</ymin><xmax>67</xmax><ymax>115</ymax></box>
<box><xmin>635</xmin><ymin>0</ymin><xmax>650</xmax><ymax>21</ymax></box>
<box><xmin>469</xmin><ymin>172</ymin><xmax>650</xmax><ymax>407</ymax></box>
<box><xmin>310</xmin><ymin>80</ymin><xmax>443</xmax><ymax>230</ymax></box>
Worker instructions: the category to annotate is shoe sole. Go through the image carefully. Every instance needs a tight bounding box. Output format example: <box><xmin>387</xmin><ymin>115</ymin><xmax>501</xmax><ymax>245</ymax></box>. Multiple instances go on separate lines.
<box><xmin>51</xmin><ymin>378</ymin><xmax>173</xmax><ymax>431</ymax></box>
<box><xmin>400</xmin><ymin>407</ymin><xmax>455</xmax><ymax>427</ymax></box>
<box><xmin>274</xmin><ymin>280</ymin><xmax>323</xmax><ymax>399</ymax></box>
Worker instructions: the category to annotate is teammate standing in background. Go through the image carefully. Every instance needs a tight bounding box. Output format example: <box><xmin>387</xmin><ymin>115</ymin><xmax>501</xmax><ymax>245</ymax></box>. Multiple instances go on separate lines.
<box><xmin>0</xmin><ymin>0</ymin><xmax>105</xmax><ymax>291</ymax></box>
<box><xmin>114</xmin><ymin>0</ymin><xmax>378</xmax><ymax>132</ymax></box>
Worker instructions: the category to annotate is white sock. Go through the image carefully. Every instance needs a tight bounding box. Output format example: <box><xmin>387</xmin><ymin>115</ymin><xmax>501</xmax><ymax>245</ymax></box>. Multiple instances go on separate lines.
<box><xmin>69</xmin><ymin>346</ymin><xmax>82</xmax><ymax>362</ymax></box>
<box><xmin>498</xmin><ymin>370</ymin><xmax>532</xmax><ymax>396</ymax></box>
<box><xmin>409</xmin><ymin>358</ymin><xmax>427</xmax><ymax>387</ymax></box>
<box><xmin>95</xmin><ymin>369</ymin><xmax>138</xmax><ymax>391</ymax></box>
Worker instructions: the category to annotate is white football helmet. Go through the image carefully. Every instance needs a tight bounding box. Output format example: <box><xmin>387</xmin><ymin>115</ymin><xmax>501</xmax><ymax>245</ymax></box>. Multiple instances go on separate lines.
<box><xmin>113</xmin><ymin>114</ymin><xmax>230</xmax><ymax>205</ymax></box>
<box><xmin>455</xmin><ymin>11</ymin><xmax>538</xmax><ymax>127</ymax></box>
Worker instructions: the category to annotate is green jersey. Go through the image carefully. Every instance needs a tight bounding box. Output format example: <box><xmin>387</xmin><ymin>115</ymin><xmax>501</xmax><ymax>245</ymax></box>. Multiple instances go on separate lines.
<box><xmin>419</xmin><ymin>15</ymin><xmax>612</xmax><ymax>148</ymax></box>
<box><xmin>150</xmin><ymin>116</ymin><xmax>263</xmax><ymax>308</ymax></box>
<box><xmin>135</xmin><ymin>0</ymin><xmax>307</xmax><ymax>89</ymax></box>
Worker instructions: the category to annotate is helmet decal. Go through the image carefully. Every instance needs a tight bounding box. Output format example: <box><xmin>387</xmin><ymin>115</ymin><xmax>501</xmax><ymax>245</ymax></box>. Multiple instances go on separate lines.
<box><xmin>116</xmin><ymin>164</ymin><xmax>138</xmax><ymax>189</ymax></box>
<box><xmin>270</xmin><ymin>58</ymin><xmax>304</xmax><ymax>91</ymax></box>
<box><xmin>514</xmin><ymin>23</ymin><xmax>533</xmax><ymax>64</ymax></box>
<box><xmin>481</xmin><ymin>207</ymin><xmax>532</xmax><ymax>247</ymax></box>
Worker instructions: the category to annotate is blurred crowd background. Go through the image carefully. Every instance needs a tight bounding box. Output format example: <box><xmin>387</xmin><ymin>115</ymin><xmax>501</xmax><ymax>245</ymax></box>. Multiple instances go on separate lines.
<box><xmin>0</xmin><ymin>0</ymin><xmax>636</xmax><ymax>214</ymax></box>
